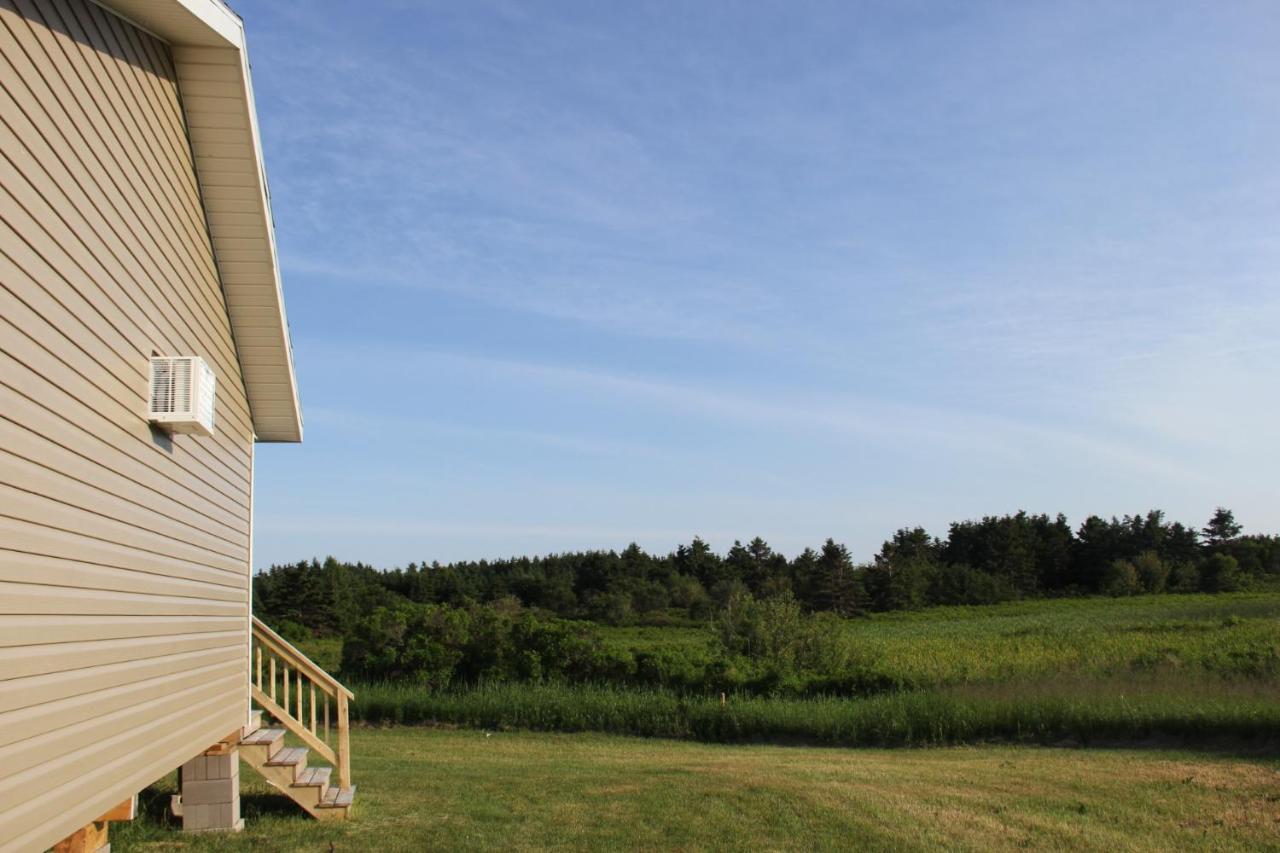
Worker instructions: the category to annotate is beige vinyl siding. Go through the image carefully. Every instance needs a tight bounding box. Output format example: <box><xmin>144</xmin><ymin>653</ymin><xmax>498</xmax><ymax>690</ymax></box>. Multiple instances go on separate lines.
<box><xmin>0</xmin><ymin>0</ymin><xmax>254</xmax><ymax>848</ymax></box>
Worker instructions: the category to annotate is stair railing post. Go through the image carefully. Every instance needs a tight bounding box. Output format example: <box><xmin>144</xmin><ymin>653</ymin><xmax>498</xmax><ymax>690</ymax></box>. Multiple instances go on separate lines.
<box><xmin>337</xmin><ymin>692</ymin><xmax>351</xmax><ymax>790</ymax></box>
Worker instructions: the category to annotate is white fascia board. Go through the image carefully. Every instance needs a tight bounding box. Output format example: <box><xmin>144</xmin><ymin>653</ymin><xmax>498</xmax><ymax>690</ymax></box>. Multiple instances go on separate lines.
<box><xmin>95</xmin><ymin>0</ymin><xmax>303</xmax><ymax>442</ymax></box>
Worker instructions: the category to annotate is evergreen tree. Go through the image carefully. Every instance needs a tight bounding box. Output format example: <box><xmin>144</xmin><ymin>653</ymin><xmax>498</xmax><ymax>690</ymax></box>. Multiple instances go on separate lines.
<box><xmin>815</xmin><ymin>539</ymin><xmax>864</xmax><ymax>616</ymax></box>
<box><xmin>789</xmin><ymin>547</ymin><xmax>822</xmax><ymax>611</ymax></box>
<box><xmin>675</xmin><ymin>537</ymin><xmax>724</xmax><ymax>590</ymax></box>
<box><xmin>1202</xmin><ymin>508</ymin><xmax>1242</xmax><ymax>545</ymax></box>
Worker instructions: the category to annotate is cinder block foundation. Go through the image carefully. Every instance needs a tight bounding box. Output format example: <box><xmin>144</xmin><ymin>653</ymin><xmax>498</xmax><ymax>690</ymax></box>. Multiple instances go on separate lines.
<box><xmin>177</xmin><ymin>749</ymin><xmax>243</xmax><ymax>833</ymax></box>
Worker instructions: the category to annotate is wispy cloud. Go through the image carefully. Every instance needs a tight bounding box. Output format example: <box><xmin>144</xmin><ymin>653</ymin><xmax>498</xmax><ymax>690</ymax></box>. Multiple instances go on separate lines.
<box><xmin>302</xmin><ymin>341</ymin><xmax>1216</xmax><ymax>486</ymax></box>
<box><xmin>243</xmin><ymin>0</ymin><xmax>1280</xmax><ymax>566</ymax></box>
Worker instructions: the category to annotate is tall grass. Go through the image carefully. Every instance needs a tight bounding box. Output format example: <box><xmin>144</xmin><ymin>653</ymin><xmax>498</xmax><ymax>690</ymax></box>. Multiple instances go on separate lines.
<box><xmin>350</xmin><ymin>678</ymin><xmax>1280</xmax><ymax>748</ymax></box>
<box><xmin>597</xmin><ymin>593</ymin><xmax>1280</xmax><ymax>688</ymax></box>
<box><xmin>835</xmin><ymin>592</ymin><xmax>1280</xmax><ymax>686</ymax></box>
<box><xmin>337</xmin><ymin>594</ymin><xmax>1280</xmax><ymax>748</ymax></box>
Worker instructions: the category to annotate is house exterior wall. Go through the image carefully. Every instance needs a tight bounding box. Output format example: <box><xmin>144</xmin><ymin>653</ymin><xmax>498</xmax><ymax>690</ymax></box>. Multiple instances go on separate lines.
<box><xmin>0</xmin><ymin>0</ymin><xmax>254</xmax><ymax>848</ymax></box>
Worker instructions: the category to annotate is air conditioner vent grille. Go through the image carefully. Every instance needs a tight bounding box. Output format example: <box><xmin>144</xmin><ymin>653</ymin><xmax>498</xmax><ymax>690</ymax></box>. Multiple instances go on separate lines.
<box><xmin>149</xmin><ymin>357</ymin><xmax>192</xmax><ymax>415</ymax></box>
<box><xmin>148</xmin><ymin>356</ymin><xmax>216</xmax><ymax>436</ymax></box>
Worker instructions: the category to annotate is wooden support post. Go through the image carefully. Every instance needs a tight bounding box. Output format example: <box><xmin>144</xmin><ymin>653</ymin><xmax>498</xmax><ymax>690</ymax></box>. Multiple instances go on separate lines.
<box><xmin>310</xmin><ymin>683</ymin><xmax>317</xmax><ymax>735</ymax></box>
<box><xmin>337</xmin><ymin>692</ymin><xmax>351</xmax><ymax>790</ymax></box>
<box><xmin>51</xmin><ymin>821</ymin><xmax>108</xmax><ymax>853</ymax></box>
<box><xmin>255</xmin><ymin>645</ymin><xmax>262</xmax><ymax>690</ymax></box>
<box><xmin>296</xmin><ymin>670</ymin><xmax>303</xmax><ymax>722</ymax></box>
<box><xmin>282</xmin><ymin>663</ymin><xmax>289</xmax><ymax>712</ymax></box>
<box><xmin>269</xmin><ymin>655</ymin><xmax>276</xmax><ymax>702</ymax></box>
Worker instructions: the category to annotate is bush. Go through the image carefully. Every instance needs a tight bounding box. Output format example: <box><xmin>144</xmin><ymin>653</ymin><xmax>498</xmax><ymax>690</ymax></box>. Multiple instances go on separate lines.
<box><xmin>1133</xmin><ymin>551</ymin><xmax>1169</xmax><ymax>594</ymax></box>
<box><xmin>585</xmin><ymin>590</ymin><xmax>634</xmax><ymax>625</ymax></box>
<box><xmin>1200</xmin><ymin>554</ymin><xmax>1244</xmax><ymax>593</ymax></box>
<box><xmin>714</xmin><ymin>592</ymin><xmax>860</xmax><ymax>672</ymax></box>
<box><xmin>1102</xmin><ymin>560</ymin><xmax>1141</xmax><ymax>596</ymax></box>
<box><xmin>633</xmin><ymin>647</ymin><xmax>712</xmax><ymax>690</ymax></box>
<box><xmin>928</xmin><ymin>563</ymin><xmax>1011</xmax><ymax>606</ymax></box>
<box><xmin>274</xmin><ymin>618</ymin><xmax>312</xmax><ymax>643</ymax></box>
<box><xmin>1169</xmin><ymin>562</ymin><xmax>1201</xmax><ymax>593</ymax></box>
<box><xmin>707</xmin><ymin>592</ymin><xmax>896</xmax><ymax>696</ymax></box>
<box><xmin>341</xmin><ymin>600</ymin><xmax>623</xmax><ymax>687</ymax></box>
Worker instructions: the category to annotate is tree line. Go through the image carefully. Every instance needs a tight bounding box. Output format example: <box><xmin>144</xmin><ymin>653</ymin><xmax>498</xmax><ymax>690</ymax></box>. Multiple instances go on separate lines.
<box><xmin>254</xmin><ymin>507</ymin><xmax>1278</xmax><ymax>636</ymax></box>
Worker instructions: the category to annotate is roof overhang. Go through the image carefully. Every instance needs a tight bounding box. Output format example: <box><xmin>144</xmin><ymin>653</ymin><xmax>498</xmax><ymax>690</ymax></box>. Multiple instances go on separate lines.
<box><xmin>94</xmin><ymin>0</ymin><xmax>303</xmax><ymax>442</ymax></box>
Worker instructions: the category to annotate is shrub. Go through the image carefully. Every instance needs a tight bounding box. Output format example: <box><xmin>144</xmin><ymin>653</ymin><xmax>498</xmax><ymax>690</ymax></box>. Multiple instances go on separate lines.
<box><xmin>340</xmin><ymin>602</ymin><xmax>465</xmax><ymax>688</ymax></box>
<box><xmin>274</xmin><ymin>618</ymin><xmax>312</xmax><ymax>643</ymax></box>
<box><xmin>928</xmin><ymin>563</ymin><xmax>1011</xmax><ymax>606</ymax></box>
<box><xmin>1133</xmin><ymin>551</ymin><xmax>1170</xmax><ymax>594</ymax></box>
<box><xmin>585</xmin><ymin>590</ymin><xmax>634</xmax><ymax>625</ymax></box>
<box><xmin>1200</xmin><ymin>554</ymin><xmax>1244</xmax><ymax>593</ymax></box>
<box><xmin>633</xmin><ymin>647</ymin><xmax>712</xmax><ymax>690</ymax></box>
<box><xmin>1169</xmin><ymin>562</ymin><xmax>1201</xmax><ymax>593</ymax></box>
<box><xmin>1102</xmin><ymin>560</ymin><xmax>1141</xmax><ymax>596</ymax></box>
<box><xmin>341</xmin><ymin>600</ymin><xmax>622</xmax><ymax>687</ymax></box>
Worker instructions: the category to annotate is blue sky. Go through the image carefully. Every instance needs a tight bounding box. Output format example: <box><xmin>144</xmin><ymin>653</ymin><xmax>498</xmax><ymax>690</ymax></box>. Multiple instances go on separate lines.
<box><xmin>241</xmin><ymin>0</ymin><xmax>1280</xmax><ymax>569</ymax></box>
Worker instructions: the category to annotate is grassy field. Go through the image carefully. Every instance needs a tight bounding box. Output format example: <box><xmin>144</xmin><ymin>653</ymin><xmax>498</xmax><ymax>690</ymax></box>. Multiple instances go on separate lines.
<box><xmin>349</xmin><ymin>677</ymin><xmax>1280</xmax><ymax>747</ymax></box>
<box><xmin>114</xmin><ymin>727</ymin><xmax>1280</xmax><ymax>852</ymax></box>
<box><xmin>299</xmin><ymin>593</ymin><xmax>1280</xmax><ymax>689</ymax></box>
<box><xmin>835</xmin><ymin>593</ymin><xmax>1280</xmax><ymax>684</ymax></box>
<box><xmin>118</xmin><ymin>596</ymin><xmax>1280</xmax><ymax>849</ymax></box>
<box><xmin>597</xmin><ymin>593</ymin><xmax>1280</xmax><ymax>686</ymax></box>
<box><xmin>320</xmin><ymin>593</ymin><xmax>1280</xmax><ymax>746</ymax></box>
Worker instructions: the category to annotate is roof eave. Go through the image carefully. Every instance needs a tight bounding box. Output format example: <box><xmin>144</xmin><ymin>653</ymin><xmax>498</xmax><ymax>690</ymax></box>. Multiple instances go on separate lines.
<box><xmin>94</xmin><ymin>0</ymin><xmax>303</xmax><ymax>443</ymax></box>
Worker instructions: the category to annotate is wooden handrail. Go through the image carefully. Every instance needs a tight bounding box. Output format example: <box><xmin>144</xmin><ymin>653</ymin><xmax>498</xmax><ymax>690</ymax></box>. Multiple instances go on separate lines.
<box><xmin>251</xmin><ymin>617</ymin><xmax>354</xmax><ymax>788</ymax></box>
<box><xmin>253</xmin><ymin>617</ymin><xmax>355</xmax><ymax>699</ymax></box>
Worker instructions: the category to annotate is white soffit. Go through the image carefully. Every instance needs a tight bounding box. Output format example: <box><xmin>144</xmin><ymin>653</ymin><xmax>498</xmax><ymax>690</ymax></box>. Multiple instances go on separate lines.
<box><xmin>96</xmin><ymin>0</ymin><xmax>303</xmax><ymax>442</ymax></box>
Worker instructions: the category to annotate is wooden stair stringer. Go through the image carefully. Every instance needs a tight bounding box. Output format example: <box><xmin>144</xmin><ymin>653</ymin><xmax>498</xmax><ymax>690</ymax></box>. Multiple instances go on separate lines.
<box><xmin>237</xmin><ymin>723</ymin><xmax>354</xmax><ymax>821</ymax></box>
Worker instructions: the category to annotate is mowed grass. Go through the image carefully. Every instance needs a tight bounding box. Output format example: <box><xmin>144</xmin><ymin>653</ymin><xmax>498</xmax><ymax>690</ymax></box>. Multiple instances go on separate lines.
<box><xmin>114</xmin><ymin>727</ymin><xmax>1280</xmax><ymax>852</ymax></box>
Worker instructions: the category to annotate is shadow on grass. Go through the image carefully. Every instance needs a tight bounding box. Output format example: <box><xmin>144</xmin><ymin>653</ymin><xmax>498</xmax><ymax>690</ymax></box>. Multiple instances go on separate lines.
<box><xmin>123</xmin><ymin>772</ymin><xmax>315</xmax><ymax>840</ymax></box>
<box><xmin>684</xmin><ymin>728</ymin><xmax>1280</xmax><ymax>763</ymax></box>
<box><xmin>240</xmin><ymin>791</ymin><xmax>309</xmax><ymax>821</ymax></box>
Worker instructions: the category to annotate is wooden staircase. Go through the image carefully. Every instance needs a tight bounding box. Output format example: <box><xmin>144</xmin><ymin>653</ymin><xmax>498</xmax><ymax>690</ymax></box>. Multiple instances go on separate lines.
<box><xmin>241</xmin><ymin>618</ymin><xmax>356</xmax><ymax>821</ymax></box>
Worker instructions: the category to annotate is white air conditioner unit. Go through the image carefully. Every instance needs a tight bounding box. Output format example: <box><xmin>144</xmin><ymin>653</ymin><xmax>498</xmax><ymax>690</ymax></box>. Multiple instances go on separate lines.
<box><xmin>148</xmin><ymin>356</ymin><xmax>216</xmax><ymax>436</ymax></box>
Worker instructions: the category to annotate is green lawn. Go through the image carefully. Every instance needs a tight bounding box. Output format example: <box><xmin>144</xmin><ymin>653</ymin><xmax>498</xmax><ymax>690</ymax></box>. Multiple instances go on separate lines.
<box><xmin>114</xmin><ymin>727</ymin><xmax>1280</xmax><ymax>852</ymax></box>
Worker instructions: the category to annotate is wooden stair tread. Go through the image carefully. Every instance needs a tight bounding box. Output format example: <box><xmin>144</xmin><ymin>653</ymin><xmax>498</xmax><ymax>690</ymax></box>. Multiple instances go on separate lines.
<box><xmin>293</xmin><ymin>766</ymin><xmax>331</xmax><ymax>787</ymax></box>
<box><xmin>266</xmin><ymin>746</ymin><xmax>307</xmax><ymax>767</ymax></box>
<box><xmin>317</xmin><ymin>785</ymin><xmax>356</xmax><ymax>808</ymax></box>
<box><xmin>241</xmin><ymin>727</ymin><xmax>285</xmax><ymax>746</ymax></box>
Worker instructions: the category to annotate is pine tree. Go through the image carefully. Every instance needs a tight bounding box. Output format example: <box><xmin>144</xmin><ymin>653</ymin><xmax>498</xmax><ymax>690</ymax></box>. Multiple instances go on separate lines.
<box><xmin>1202</xmin><ymin>508</ymin><xmax>1242</xmax><ymax>545</ymax></box>
<box><xmin>815</xmin><ymin>539</ymin><xmax>864</xmax><ymax>616</ymax></box>
<box><xmin>789</xmin><ymin>547</ymin><xmax>821</xmax><ymax>610</ymax></box>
